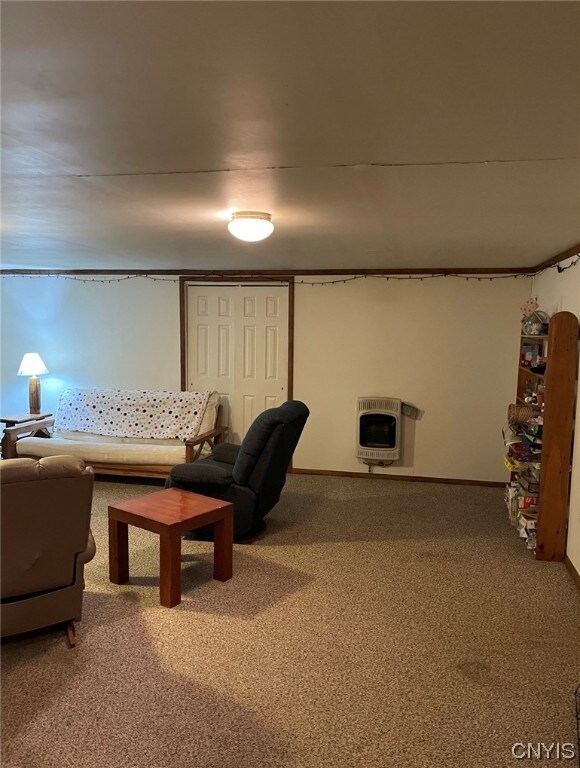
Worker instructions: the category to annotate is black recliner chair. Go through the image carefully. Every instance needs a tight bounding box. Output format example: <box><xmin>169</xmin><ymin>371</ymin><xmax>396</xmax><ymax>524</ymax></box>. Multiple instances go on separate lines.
<box><xmin>166</xmin><ymin>400</ymin><xmax>310</xmax><ymax>538</ymax></box>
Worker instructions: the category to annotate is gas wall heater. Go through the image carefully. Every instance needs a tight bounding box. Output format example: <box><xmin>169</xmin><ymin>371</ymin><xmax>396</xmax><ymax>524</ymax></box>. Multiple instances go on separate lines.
<box><xmin>356</xmin><ymin>397</ymin><xmax>401</xmax><ymax>462</ymax></box>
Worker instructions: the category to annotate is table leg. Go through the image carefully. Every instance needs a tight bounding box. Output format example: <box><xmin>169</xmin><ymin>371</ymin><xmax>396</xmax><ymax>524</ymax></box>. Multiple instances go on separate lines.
<box><xmin>213</xmin><ymin>509</ymin><xmax>233</xmax><ymax>581</ymax></box>
<box><xmin>159</xmin><ymin>532</ymin><xmax>182</xmax><ymax>607</ymax></box>
<box><xmin>109</xmin><ymin>518</ymin><xmax>129</xmax><ymax>584</ymax></box>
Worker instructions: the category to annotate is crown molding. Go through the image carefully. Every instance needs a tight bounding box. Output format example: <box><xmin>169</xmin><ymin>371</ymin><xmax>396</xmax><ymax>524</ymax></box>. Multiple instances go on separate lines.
<box><xmin>1</xmin><ymin>244</ymin><xmax>578</xmax><ymax>277</ymax></box>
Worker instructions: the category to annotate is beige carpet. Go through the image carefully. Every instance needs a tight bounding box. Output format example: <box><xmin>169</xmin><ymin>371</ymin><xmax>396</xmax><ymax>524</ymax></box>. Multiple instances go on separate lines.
<box><xmin>2</xmin><ymin>475</ymin><xmax>579</xmax><ymax>768</ymax></box>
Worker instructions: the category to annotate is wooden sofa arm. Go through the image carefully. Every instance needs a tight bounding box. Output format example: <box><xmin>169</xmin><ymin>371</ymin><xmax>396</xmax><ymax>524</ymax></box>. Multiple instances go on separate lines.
<box><xmin>2</xmin><ymin>418</ymin><xmax>55</xmax><ymax>459</ymax></box>
<box><xmin>184</xmin><ymin>426</ymin><xmax>228</xmax><ymax>463</ymax></box>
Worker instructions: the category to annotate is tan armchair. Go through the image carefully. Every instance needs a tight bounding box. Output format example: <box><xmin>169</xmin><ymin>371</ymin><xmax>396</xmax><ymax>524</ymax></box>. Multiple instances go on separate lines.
<box><xmin>1</xmin><ymin>456</ymin><xmax>96</xmax><ymax>647</ymax></box>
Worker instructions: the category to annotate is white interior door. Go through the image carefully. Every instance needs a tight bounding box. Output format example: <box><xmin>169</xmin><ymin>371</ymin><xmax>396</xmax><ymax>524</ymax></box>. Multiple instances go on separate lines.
<box><xmin>187</xmin><ymin>284</ymin><xmax>289</xmax><ymax>443</ymax></box>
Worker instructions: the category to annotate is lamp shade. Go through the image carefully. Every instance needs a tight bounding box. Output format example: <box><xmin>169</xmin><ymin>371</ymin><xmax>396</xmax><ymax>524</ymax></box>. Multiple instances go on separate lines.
<box><xmin>17</xmin><ymin>353</ymin><xmax>48</xmax><ymax>377</ymax></box>
<box><xmin>228</xmin><ymin>211</ymin><xmax>274</xmax><ymax>242</ymax></box>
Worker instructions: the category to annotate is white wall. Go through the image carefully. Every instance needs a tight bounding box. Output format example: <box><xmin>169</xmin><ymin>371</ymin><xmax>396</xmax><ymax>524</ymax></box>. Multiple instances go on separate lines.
<box><xmin>292</xmin><ymin>276</ymin><xmax>528</xmax><ymax>482</ymax></box>
<box><xmin>533</xmin><ymin>258</ymin><xmax>580</xmax><ymax>574</ymax></box>
<box><xmin>0</xmin><ymin>276</ymin><xmax>180</xmax><ymax>416</ymax></box>
<box><xmin>1</xmin><ymin>272</ymin><xmax>529</xmax><ymax>483</ymax></box>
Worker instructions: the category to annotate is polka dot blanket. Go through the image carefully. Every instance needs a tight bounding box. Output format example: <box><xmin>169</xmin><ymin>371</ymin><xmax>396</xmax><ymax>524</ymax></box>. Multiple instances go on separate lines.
<box><xmin>53</xmin><ymin>388</ymin><xmax>211</xmax><ymax>440</ymax></box>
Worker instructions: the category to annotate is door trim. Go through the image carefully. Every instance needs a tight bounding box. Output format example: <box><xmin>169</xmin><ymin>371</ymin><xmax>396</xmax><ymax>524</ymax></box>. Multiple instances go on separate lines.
<box><xmin>179</xmin><ymin>276</ymin><xmax>294</xmax><ymax>400</ymax></box>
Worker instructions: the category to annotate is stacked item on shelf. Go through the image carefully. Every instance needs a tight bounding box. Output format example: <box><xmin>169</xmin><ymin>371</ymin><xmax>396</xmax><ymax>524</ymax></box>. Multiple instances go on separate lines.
<box><xmin>516</xmin><ymin>460</ymin><xmax>541</xmax><ymax>551</ymax></box>
<box><xmin>518</xmin><ymin>511</ymin><xmax>538</xmax><ymax>550</ymax></box>
<box><xmin>520</xmin><ymin>342</ymin><xmax>544</xmax><ymax>369</ymax></box>
<box><xmin>502</xmin><ymin>417</ymin><xmax>543</xmax><ymax>550</ymax></box>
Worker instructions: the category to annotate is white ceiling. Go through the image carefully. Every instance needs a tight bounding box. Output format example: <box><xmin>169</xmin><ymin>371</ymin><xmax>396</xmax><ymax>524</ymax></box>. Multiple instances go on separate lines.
<box><xmin>1</xmin><ymin>1</ymin><xmax>579</xmax><ymax>272</ymax></box>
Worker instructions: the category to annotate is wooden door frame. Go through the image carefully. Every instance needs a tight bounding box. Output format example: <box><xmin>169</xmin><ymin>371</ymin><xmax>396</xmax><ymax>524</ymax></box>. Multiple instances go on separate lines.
<box><xmin>179</xmin><ymin>276</ymin><xmax>294</xmax><ymax>400</ymax></box>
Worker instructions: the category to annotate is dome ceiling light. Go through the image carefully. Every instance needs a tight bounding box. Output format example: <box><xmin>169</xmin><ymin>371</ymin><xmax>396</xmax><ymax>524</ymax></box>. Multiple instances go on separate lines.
<box><xmin>227</xmin><ymin>211</ymin><xmax>274</xmax><ymax>242</ymax></box>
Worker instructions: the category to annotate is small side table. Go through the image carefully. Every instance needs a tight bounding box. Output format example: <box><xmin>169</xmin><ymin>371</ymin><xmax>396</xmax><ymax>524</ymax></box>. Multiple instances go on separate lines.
<box><xmin>108</xmin><ymin>488</ymin><xmax>234</xmax><ymax>607</ymax></box>
<box><xmin>0</xmin><ymin>412</ymin><xmax>52</xmax><ymax>458</ymax></box>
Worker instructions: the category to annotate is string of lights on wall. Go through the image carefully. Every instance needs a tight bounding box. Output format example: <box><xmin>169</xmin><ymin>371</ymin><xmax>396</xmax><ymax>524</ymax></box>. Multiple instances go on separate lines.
<box><xmin>1</xmin><ymin>252</ymin><xmax>578</xmax><ymax>285</ymax></box>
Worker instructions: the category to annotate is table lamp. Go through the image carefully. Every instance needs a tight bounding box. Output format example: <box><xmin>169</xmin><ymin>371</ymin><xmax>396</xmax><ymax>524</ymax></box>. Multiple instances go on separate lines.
<box><xmin>17</xmin><ymin>353</ymin><xmax>49</xmax><ymax>414</ymax></box>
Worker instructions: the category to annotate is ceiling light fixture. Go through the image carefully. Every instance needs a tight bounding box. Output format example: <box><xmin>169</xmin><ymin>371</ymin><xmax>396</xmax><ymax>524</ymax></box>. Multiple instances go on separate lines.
<box><xmin>228</xmin><ymin>211</ymin><xmax>274</xmax><ymax>242</ymax></box>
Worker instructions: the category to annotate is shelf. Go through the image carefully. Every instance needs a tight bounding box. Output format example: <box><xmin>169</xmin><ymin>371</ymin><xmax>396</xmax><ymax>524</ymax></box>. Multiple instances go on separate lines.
<box><xmin>513</xmin><ymin>311</ymin><xmax>579</xmax><ymax>562</ymax></box>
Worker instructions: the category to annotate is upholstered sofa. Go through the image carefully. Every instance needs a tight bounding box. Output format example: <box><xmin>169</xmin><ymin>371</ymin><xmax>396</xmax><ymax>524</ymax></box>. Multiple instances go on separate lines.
<box><xmin>4</xmin><ymin>388</ymin><xmax>226</xmax><ymax>478</ymax></box>
<box><xmin>1</xmin><ymin>455</ymin><xmax>95</xmax><ymax>646</ymax></box>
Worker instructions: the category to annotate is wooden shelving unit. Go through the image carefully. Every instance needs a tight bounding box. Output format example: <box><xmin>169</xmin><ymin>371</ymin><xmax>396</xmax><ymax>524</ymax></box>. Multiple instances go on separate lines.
<box><xmin>535</xmin><ymin>312</ymin><xmax>579</xmax><ymax>560</ymax></box>
<box><xmin>508</xmin><ymin>312</ymin><xmax>579</xmax><ymax>561</ymax></box>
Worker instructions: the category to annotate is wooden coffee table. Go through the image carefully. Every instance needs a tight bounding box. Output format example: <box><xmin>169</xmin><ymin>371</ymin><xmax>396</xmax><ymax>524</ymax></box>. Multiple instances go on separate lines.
<box><xmin>108</xmin><ymin>488</ymin><xmax>233</xmax><ymax>607</ymax></box>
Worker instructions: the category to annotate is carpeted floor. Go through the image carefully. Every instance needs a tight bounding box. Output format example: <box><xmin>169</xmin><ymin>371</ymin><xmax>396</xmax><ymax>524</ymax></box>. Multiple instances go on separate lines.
<box><xmin>2</xmin><ymin>474</ymin><xmax>579</xmax><ymax>768</ymax></box>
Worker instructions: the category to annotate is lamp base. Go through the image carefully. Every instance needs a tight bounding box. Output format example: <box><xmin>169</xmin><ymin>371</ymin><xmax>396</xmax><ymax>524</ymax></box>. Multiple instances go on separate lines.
<box><xmin>29</xmin><ymin>377</ymin><xmax>41</xmax><ymax>414</ymax></box>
